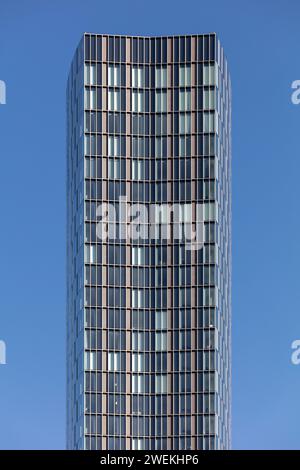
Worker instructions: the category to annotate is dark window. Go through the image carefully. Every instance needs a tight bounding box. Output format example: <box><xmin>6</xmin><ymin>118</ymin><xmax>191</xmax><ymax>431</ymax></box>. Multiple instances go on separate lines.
<box><xmin>85</xmin><ymin>35</ymin><xmax>90</xmax><ymax>60</ymax></box>
<box><xmin>91</xmin><ymin>35</ymin><xmax>96</xmax><ymax>60</ymax></box>
<box><xmin>96</xmin><ymin>36</ymin><xmax>102</xmax><ymax>61</ymax></box>
<box><xmin>197</xmin><ymin>36</ymin><xmax>203</xmax><ymax>61</ymax></box>
<box><xmin>109</xmin><ymin>36</ymin><xmax>114</xmax><ymax>61</ymax></box>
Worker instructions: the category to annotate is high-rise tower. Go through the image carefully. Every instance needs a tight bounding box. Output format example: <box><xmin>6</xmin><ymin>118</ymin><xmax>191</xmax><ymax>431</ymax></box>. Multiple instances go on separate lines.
<box><xmin>67</xmin><ymin>33</ymin><xmax>231</xmax><ymax>450</ymax></box>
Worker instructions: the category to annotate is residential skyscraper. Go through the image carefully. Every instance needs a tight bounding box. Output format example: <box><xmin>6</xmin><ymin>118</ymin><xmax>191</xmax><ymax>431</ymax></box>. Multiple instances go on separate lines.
<box><xmin>67</xmin><ymin>33</ymin><xmax>231</xmax><ymax>450</ymax></box>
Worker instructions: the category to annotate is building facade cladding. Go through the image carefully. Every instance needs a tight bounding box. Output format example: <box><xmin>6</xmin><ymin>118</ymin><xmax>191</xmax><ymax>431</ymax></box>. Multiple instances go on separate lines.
<box><xmin>66</xmin><ymin>33</ymin><xmax>231</xmax><ymax>451</ymax></box>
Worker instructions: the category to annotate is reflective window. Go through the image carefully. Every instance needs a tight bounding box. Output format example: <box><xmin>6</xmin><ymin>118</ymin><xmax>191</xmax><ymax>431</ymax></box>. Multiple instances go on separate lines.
<box><xmin>85</xmin><ymin>88</ymin><xmax>96</xmax><ymax>109</ymax></box>
<box><xmin>108</xmin><ymin>64</ymin><xmax>121</xmax><ymax>87</ymax></box>
<box><xmin>85</xmin><ymin>63</ymin><xmax>96</xmax><ymax>85</ymax></box>
<box><xmin>155</xmin><ymin>66</ymin><xmax>167</xmax><ymax>88</ymax></box>
<box><xmin>108</xmin><ymin>89</ymin><xmax>121</xmax><ymax>111</ymax></box>
<box><xmin>132</xmin><ymin>66</ymin><xmax>145</xmax><ymax>88</ymax></box>
<box><xmin>155</xmin><ymin>332</ymin><xmax>167</xmax><ymax>351</ymax></box>
<box><xmin>179</xmin><ymin>89</ymin><xmax>191</xmax><ymax>111</ymax></box>
<box><xmin>155</xmin><ymin>375</ymin><xmax>167</xmax><ymax>393</ymax></box>
<box><xmin>203</xmin><ymin>64</ymin><xmax>216</xmax><ymax>86</ymax></box>
<box><xmin>179</xmin><ymin>65</ymin><xmax>191</xmax><ymax>87</ymax></box>
<box><xmin>132</xmin><ymin>91</ymin><xmax>144</xmax><ymax>112</ymax></box>
<box><xmin>203</xmin><ymin>89</ymin><xmax>215</xmax><ymax>110</ymax></box>
<box><xmin>155</xmin><ymin>90</ymin><xmax>167</xmax><ymax>112</ymax></box>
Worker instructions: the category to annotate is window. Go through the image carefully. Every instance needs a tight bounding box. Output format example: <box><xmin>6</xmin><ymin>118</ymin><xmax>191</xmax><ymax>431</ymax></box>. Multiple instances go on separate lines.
<box><xmin>132</xmin><ymin>374</ymin><xmax>145</xmax><ymax>393</ymax></box>
<box><xmin>203</xmin><ymin>287</ymin><xmax>216</xmax><ymax>307</ymax></box>
<box><xmin>132</xmin><ymin>66</ymin><xmax>145</xmax><ymax>88</ymax></box>
<box><xmin>197</xmin><ymin>157</ymin><xmax>217</xmax><ymax>179</ymax></box>
<box><xmin>155</xmin><ymin>246</ymin><xmax>167</xmax><ymax>265</ymax></box>
<box><xmin>203</xmin><ymin>112</ymin><xmax>215</xmax><ymax>132</ymax></box>
<box><xmin>108</xmin><ymin>89</ymin><xmax>120</xmax><ymax>111</ymax></box>
<box><xmin>85</xmin><ymin>264</ymin><xmax>101</xmax><ymax>284</ymax></box>
<box><xmin>108</xmin><ymin>372</ymin><xmax>126</xmax><ymax>393</ymax></box>
<box><xmin>155</xmin><ymin>159</ymin><xmax>167</xmax><ymax>179</ymax></box>
<box><xmin>85</xmin><ymin>415</ymin><xmax>101</xmax><ymax>434</ymax></box>
<box><xmin>203</xmin><ymin>89</ymin><xmax>215</xmax><ymax>110</ymax></box>
<box><xmin>179</xmin><ymin>288</ymin><xmax>192</xmax><ymax>307</ymax></box>
<box><xmin>155</xmin><ymin>332</ymin><xmax>167</xmax><ymax>351</ymax></box>
<box><xmin>85</xmin><ymin>351</ymin><xmax>96</xmax><ymax>370</ymax></box>
<box><xmin>85</xmin><ymin>88</ymin><xmax>96</xmax><ymax>109</ymax></box>
<box><xmin>132</xmin><ymin>353</ymin><xmax>145</xmax><ymax>373</ymax></box>
<box><xmin>155</xmin><ymin>114</ymin><xmax>167</xmax><ymax>135</ymax></box>
<box><xmin>204</xmin><ymin>202</ymin><xmax>217</xmax><ymax>221</ymax></box>
<box><xmin>202</xmin><ymin>181</ymin><xmax>215</xmax><ymax>200</ymax></box>
<box><xmin>108</xmin><ymin>287</ymin><xmax>122</xmax><ymax>307</ymax></box>
<box><xmin>200</xmin><ymin>371</ymin><xmax>217</xmax><ymax>393</ymax></box>
<box><xmin>108</xmin><ymin>352</ymin><xmax>125</xmax><ymax>371</ymax></box>
<box><xmin>108</xmin><ymin>309</ymin><xmax>126</xmax><ymax>329</ymax></box>
<box><xmin>179</xmin><ymin>65</ymin><xmax>191</xmax><ymax>87</ymax></box>
<box><xmin>108</xmin><ymin>158</ymin><xmax>125</xmax><ymax>179</ymax></box>
<box><xmin>108</xmin><ymin>64</ymin><xmax>121</xmax><ymax>87</ymax></box>
<box><xmin>179</xmin><ymin>136</ymin><xmax>191</xmax><ymax>157</ymax></box>
<box><xmin>85</xmin><ymin>371</ymin><xmax>102</xmax><ymax>392</ymax></box>
<box><xmin>85</xmin><ymin>64</ymin><xmax>96</xmax><ymax>85</ymax></box>
<box><xmin>180</xmin><ymin>203</ymin><xmax>192</xmax><ymax>223</ymax></box>
<box><xmin>155</xmin><ymin>66</ymin><xmax>167</xmax><ymax>88</ymax></box>
<box><xmin>85</xmin><ymin>329</ymin><xmax>102</xmax><ymax>349</ymax></box>
<box><xmin>132</xmin><ymin>289</ymin><xmax>145</xmax><ymax>308</ymax></box>
<box><xmin>108</xmin><ymin>113</ymin><xmax>126</xmax><ymax>133</ymax></box>
<box><xmin>108</xmin><ymin>245</ymin><xmax>126</xmax><ymax>264</ymax></box>
<box><xmin>131</xmin><ymin>160</ymin><xmax>149</xmax><ymax>180</ymax></box>
<box><xmin>108</xmin><ymin>266</ymin><xmax>126</xmax><ymax>286</ymax></box>
<box><xmin>132</xmin><ymin>137</ymin><xmax>146</xmax><ymax>158</ymax></box>
<box><xmin>179</xmin><ymin>113</ymin><xmax>191</xmax><ymax>134</ymax></box>
<box><xmin>108</xmin><ymin>181</ymin><xmax>126</xmax><ymax>199</ymax></box>
<box><xmin>132</xmin><ymin>438</ymin><xmax>144</xmax><ymax>450</ymax></box>
<box><xmin>132</xmin><ymin>331</ymin><xmax>148</xmax><ymax>350</ymax></box>
<box><xmin>108</xmin><ymin>159</ymin><xmax>119</xmax><ymax>179</ymax></box>
<box><xmin>85</xmin><ymin>393</ymin><xmax>101</xmax><ymax>413</ymax></box>
<box><xmin>108</xmin><ymin>136</ymin><xmax>121</xmax><ymax>156</ymax></box>
<box><xmin>85</xmin><ymin>244</ymin><xmax>96</xmax><ymax>263</ymax></box>
<box><xmin>108</xmin><ymin>416</ymin><xmax>126</xmax><ymax>435</ymax></box>
<box><xmin>108</xmin><ymin>394</ymin><xmax>125</xmax><ymax>414</ymax></box>
<box><xmin>84</xmin><ymin>134</ymin><xmax>98</xmax><ymax>155</ymax></box>
<box><xmin>131</xmin><ymin>160</ymin><xmax>143</xmax><ymax>180</ymax></box>
<box><xmin>155</xmin><ymin>375</ymin><xmax>167</xmax><ymax>393</ymax></box>
<box><xmin>85</xmin><ymin>287</ymin><xmax>102</xmax><ymax>306</ymax></box>
<box><xmin>132</xmin><ymin>91</ymin><xmax>144</xmax><ymax>112</ymax></box>
<box><xmin>154</xmin><ymin>204</ymin><xmax>169</xmax><ymax>224</ymax></box>
<box><xmin>132</xmin><ymin>246</ymin><xmax>145</xmax><ymax>265</ymax></box>
<box><xmin>155</xmin><ymin>137</ymin><xmax>167</xmax><ymax>158</ymax></box>
<box><xmin>85</xmin><ymin>111</ymin><xmax>101</xmax><ymax>133</ymax></box>
<box><xmin>155</xmin><ymin>311</ymin><xmax>167</xmax><ymax>329</ymax></box>
<box><xmin>155</xmin><ymin>91</ymin><xmax>167</xmax><ymax>112</ymax></box>
<box><xmin>108</xmin><ymin>331</ymin><xmax>126</xmax><ymax>349</ymax></box>
<box><xmin>203</xmin><ymin>64</ymin><xmax>216</xmax><ymax>86</ymax></box>
<box><xmin>179</xmin><ymin>90</ymin><xmax>191</xmax><ymax>111</ymax></box>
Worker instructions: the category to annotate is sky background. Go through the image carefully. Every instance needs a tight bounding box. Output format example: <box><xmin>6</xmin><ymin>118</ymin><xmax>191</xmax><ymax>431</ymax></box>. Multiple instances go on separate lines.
<box><xmin>0</xmin><ymin>0</ymin><xmax>299</xmax><ymax>450</ymax></box>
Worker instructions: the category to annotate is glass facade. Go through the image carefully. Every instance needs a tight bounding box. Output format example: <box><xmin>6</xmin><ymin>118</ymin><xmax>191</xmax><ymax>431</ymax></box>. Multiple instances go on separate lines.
<box><xmin>67</xmin><ymin>34</ymin><xmax>231</xmax><ymax>450</ymax></box>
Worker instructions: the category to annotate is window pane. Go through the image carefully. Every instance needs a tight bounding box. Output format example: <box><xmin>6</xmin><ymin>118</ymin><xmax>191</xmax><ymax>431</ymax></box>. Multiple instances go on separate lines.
<box><xmin>155</xmin><ymin>66</ymin><xmax>167</xmax><ymax>88</ymax></box>
<box><xmin>108</xmin><ymin>64</ymin><xmax>121</xmax><ymax>86</ymax></box>
<box><xmin>179</xmin><ymin>65</ymin><xmax>191</xmax><ymax>87</ymax></box>
<box><xmin>85</xmin><ymin>64</ymin><xmax>96</xmax><ymax>85</ymax></box>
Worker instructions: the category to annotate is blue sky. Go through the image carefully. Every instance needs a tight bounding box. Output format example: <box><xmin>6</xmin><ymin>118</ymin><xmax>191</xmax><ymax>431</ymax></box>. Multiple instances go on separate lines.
<box><xmin>0</xmin><ymin>0</ymin><xmax>300</xmax><ymax>450</ymax></box>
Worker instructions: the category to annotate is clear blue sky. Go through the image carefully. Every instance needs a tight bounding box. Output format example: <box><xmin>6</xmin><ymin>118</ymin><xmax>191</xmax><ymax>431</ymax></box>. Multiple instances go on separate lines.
<box><xmin>0</xmin><ymin>0</ymin><xmax>299</xmax><ymax>450</ymax></box>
